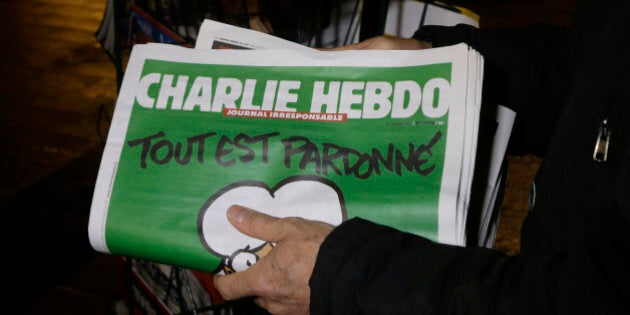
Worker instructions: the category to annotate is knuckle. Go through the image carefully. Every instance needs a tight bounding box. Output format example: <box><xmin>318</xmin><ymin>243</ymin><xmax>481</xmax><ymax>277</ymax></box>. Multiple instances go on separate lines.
<box><xmin>282</xmin><ymin>217</ymin><xmax>304</xmax><ymax>228</ymax></box>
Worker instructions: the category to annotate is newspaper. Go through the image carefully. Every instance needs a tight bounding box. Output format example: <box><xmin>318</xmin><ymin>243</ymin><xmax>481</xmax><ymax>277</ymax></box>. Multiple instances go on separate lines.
<box><xmin>88</xmin><ymin>21</ymin><xmax>485</xmax><ymax>273</ymax></box>
<box><xmin>195</xmin><ymin>20</ymin><xmax>514</xmax><ymax>247</ymax></box>
<box><xmin>195</xmin><ymin>19</ymin><xmax>313</xmax><ymax>51</ymax></box>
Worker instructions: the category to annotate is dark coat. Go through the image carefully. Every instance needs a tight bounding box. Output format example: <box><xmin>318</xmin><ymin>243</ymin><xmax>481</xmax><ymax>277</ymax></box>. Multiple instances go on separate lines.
<box><xmin>310</xmin><ymin>0</ymin><xmax>630</xmax><ymax>314</ymax></box>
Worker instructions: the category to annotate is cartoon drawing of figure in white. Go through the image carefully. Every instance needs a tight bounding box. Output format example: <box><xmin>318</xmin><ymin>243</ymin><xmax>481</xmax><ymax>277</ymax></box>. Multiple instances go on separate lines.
<box><xmin>198</xmin><ymin>175</ymin><xmax>346</xmax><ymax>274</ymax></box>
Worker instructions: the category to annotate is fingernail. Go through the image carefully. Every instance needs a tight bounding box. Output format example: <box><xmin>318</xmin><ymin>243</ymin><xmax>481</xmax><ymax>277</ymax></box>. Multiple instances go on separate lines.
<box><xmin>228</xmin><ymin>205</ymin><xmax>248</xmax><ymax>223</ymax></box>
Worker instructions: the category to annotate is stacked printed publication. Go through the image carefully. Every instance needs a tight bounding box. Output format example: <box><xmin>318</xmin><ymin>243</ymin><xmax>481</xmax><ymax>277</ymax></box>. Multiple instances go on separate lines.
<box><xmin>89</xmin><ymin>20</ymin><xmax>513</xmax><ymax>275</ymax></box>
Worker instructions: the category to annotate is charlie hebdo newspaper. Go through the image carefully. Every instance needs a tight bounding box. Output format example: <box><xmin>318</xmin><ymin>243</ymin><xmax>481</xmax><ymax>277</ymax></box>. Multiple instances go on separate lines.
<box><xmin>88</xmin><ymin>20</ymin><xmax>485</xmax><ymax>274</ymax></box>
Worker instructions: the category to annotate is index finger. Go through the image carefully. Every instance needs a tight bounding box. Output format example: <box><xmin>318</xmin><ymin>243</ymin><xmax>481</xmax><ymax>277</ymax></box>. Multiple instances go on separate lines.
<box><xmin>227</xmin><ymin>205</ymin><xmax>288</xmax><ymax>243</ymax></box>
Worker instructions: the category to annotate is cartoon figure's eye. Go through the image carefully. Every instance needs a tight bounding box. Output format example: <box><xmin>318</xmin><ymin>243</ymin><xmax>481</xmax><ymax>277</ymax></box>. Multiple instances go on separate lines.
<box><xmin>228</xmin><ymin>249</ymin><xmax>259</xmax><ymax>272</ymax></box>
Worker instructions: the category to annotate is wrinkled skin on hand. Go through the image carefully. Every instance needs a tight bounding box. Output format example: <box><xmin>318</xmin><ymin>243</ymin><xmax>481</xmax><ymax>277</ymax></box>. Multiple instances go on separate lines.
<box><xmin>325</xmin><ymin>34</ymin><xmax>432</xmax><ymax>50</ymax></box>
<box><xmin>213</xmin><ymin>205</ymin><xmax>334</xmax><ymax>315</ymax></box>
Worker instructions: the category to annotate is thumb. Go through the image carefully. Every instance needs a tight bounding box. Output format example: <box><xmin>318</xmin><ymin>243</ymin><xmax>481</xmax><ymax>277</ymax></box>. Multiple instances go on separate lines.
<box><xmin>227</xmin><ymin>205</ymin><xmax>285</xmax><ymax>243</ymax></box>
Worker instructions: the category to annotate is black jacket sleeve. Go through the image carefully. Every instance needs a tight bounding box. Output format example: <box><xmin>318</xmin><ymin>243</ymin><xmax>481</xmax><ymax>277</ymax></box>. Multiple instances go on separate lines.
<box><xmin>309</xmin><ymin>218</ymin><xmax>546</xmax><ymax>314</ymax></box>
<box><xmin>310</xmin><ymin>215</ymin><xmax>630</xmax><ymax>314</ymax></box>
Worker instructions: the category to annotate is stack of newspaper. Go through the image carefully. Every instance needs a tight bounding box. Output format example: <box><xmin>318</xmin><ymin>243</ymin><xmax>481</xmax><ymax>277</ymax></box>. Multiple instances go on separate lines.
<box><xmin>89</xmin><ymin>20</ymin><xmax>512</xmax><ymax>274</ymax></box>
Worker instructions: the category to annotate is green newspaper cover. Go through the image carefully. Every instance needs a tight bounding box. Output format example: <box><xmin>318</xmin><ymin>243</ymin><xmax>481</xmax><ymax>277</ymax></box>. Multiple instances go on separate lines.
<box><xmin>89</xmin><ymin>43</ymin><xmax>482</xmax><ymax>273</ymax></box>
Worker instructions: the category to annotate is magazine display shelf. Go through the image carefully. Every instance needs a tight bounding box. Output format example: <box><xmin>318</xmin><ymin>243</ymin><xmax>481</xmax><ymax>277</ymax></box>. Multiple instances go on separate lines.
<box><xmin>98</xmin><ymin>0</ymin><xmax>249</xmax><ymax>90</ymax></box>
<box><xmin>97</xmin><ymin>0</ymin><xmax>392</xmax><ymax>90</ymax></box>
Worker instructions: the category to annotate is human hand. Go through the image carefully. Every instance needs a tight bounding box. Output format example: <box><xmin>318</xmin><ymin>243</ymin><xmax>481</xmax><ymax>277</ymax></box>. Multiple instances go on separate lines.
<box><xmin>213</xmin><ymin>205</ymin><xmax>335</xmax><ymax>315</ymax></box>
<box><xmin>325</xmin><ymin>34</ymin><xmax>432</xmax><ymax>51</ymax></box>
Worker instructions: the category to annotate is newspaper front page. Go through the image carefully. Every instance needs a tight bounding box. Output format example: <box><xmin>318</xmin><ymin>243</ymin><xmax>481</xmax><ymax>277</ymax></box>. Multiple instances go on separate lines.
<box><xmin>88</xmin><ymin>26</ymin><xmax>483</xmax><ymax>273</ymax></box>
